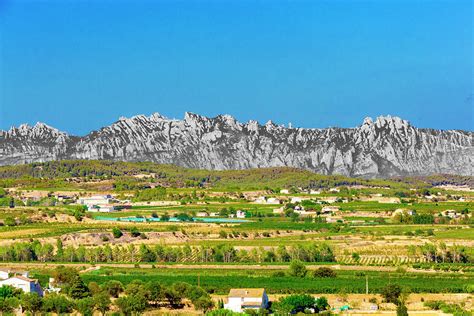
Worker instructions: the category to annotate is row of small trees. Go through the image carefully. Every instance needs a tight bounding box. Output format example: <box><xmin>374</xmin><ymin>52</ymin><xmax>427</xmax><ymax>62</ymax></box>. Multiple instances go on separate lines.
<box><xmin>0</xmin><ymin>240</ymin><xmax>336</xmax><ymax>264</ymax></box>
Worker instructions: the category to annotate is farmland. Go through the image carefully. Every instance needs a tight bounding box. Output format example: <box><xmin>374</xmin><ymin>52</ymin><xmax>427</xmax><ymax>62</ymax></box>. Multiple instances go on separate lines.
<box><xmin>0</xmin><ymin>160</ymin><xmax>472</xmax><ymax>314</ymax></box>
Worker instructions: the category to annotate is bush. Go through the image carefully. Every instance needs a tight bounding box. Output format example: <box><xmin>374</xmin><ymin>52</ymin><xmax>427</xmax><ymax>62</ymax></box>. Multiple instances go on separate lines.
<box><xmin>288</xmin><ymin>260</ymin><xmax>307</xmax><ymax>278</ymax></box>
<box><xmin>272</xmin><ymin>271</ymin><xmax>286</xmax><ymax>277</ymax></box>
<box><xmin>312</xmin><ymin>267</ymin><xmax>336</xmax><ymax>278</ymax></box>
<box><xmin>381</xmin><ymin>284</ymin><xmax>402</xmax><ymax>304</ymax></box>
<box><xmin>130</xmin><ymin>227</ymin><xmax>140</xmax><ymax>237</ymax></box>
<box><xmin>112</xmin><ymin>227</ymin><xmax>123</xmax><ymax>238</ymax></box>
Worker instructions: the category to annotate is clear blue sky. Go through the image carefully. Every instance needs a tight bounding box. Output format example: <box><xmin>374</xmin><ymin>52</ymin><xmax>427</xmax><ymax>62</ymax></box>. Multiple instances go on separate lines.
<box><xmin>0</xmin><ymin>0</ymin><xmax>472</xmax><ymax>135</ymax></box>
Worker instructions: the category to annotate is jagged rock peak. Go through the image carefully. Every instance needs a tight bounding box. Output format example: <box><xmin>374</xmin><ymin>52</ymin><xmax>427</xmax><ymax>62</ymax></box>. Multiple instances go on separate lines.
<box><xmin>0</xmin><ymin>112</ymin><xmax>472</xmax><ymax>178</ymax></box>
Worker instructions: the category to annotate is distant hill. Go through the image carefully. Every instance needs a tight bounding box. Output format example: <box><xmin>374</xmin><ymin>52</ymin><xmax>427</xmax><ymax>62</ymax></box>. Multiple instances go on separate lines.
<box><xmin>1</xmin><ymin>113</ymin><xmax>472</xmax><ymax>178</ymax></box>
<box><xmin>0</xmin><ymin>160</ymin><xmax>472</xmax><ymax>190</ymax></box>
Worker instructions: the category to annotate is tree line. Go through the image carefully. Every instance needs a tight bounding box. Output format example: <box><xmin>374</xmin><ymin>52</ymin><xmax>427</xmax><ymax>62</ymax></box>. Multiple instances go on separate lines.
<box><xmin>0</xmin><ymin>240</ymin><xmax>336</xmax><ymax>264</ymax></box>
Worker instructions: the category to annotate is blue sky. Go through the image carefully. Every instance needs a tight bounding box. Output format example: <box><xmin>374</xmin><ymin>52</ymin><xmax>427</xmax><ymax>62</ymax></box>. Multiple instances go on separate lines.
<box><xmin>0</xmin><ymin>0</ymin><xmax>472</xmax><ymax>135</ymax></box>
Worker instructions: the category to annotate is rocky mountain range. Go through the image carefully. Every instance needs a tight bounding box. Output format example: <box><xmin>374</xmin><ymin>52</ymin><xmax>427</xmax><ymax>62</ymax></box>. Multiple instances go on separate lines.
<box><xmin>0</xmin><ymin>113</ymin><xmax>472</xmax><ymax>178</ymax></box>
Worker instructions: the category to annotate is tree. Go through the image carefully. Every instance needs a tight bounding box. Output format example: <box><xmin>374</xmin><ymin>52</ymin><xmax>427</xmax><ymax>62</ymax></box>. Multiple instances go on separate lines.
<box><xmin>115</xmin><ymin>293</ymin><xmax>147</xmax><ymax>316</ymax></box>
<box><xmin>103</xmin><ymin>280</ymin><xmax>124</xmax><ymax>298</ymax></box>
<box><xmin>289</xmin><ymin>260</ymin><xmax>307</xmax><ymax>277</ymax></box>
<box><xmin>41</xmin><ymin>294</ymin><xmax>72</xmax><ymax>314</ymax></box>
<box><xmin>381</xmin><ymin>284</ymin><xmax>403</xmax><ymax>304</ymax></box>
<box><xmin>112</xmin><ymin>227</ymin><xmax>123</xmax><ymax>238</ymax></box>
<box><xmin>52</xmin><ymin>265</ymin><xmax>79</xmax><ymax>286</ymax></box>
<box><xmin>0</xmin><ymin>285</ymin><xmax>17</xmax><ymax>299</ymax></box>
<box><xmin>69</xmin><ymin>276</ymin><xmax>91</xmax><ymax>299</ymax></box>
<box><xmin>396</xmin><ymin>303</ymin><xmax>409</xmax><ymax>316</ymax></box>
<box><xmin>273</xmin><ymin>294</ymin><xmax>316</xmax><ymax>314</ymax></box>
<box><xmin>0</xmin><ymin>297</ymin><xmax>19</xmax><ymax>314</ymax></box>
<box><xmin>76</xmin><ymin>297</ymin><xmax>95</xmax><ymax>316</ymax></box>
<box><xmin>315</xmin><ymin>296</ymin><xmax>330</xmax><ymax>312</ymax></box>
<box><xmin>164</xmin><ymin>287</ymin><xmax>183</xmax><ymax>307</ymax></box>
<box><xmin>193</xmin><ymin>295</ymin><xmax>214</xmax><ymax>312</ymax></box>
<box><xmin>312</xmin><ymin>267</ymin><xmax>337</xmax><ymax>278</ymax></box>
<box><xmin>146</xmin><ymin>281</ymin><xmax>163</xmax><ymax>306</ymax></box>
<box><xmin>20</xmin><ymin>292</ymin><xmax>43</xmax><ymax>315</ymax></box>
<box><xmin>94</xmin><ymin>292</ymin><xmax>111</xmax><ymax>316</ymax></box>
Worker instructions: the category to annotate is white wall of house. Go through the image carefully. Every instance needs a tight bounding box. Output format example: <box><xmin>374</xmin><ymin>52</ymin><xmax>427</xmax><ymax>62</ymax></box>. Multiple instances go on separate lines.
<box><xmin>0</xmin><ymin>277</ymin><xmax>43</xmax><ymax>296</ymax></box>
<box><xmin>224</xmin><ymin>290</ymin><xmax>268</xmax><ymax>312</ymax></box>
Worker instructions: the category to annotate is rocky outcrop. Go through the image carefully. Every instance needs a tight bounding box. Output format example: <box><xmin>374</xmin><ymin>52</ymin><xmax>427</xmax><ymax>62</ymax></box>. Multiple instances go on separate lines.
<box><xmin>0</xmin><ymin>113</ymin><xmax>472</xmax><ymax>178</ymax></box>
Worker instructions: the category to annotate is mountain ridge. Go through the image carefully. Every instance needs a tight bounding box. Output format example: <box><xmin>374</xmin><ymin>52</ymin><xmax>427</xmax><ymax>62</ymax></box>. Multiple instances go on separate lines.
<box><xmin>1</xmin><ymin>112</ymin><xmax>472</xmax><ymax>178</ymax></box>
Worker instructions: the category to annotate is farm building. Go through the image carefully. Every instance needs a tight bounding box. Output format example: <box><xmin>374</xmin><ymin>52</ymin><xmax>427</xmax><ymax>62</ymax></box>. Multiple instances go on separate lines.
<box><xmin>236</xmin><ymin>210</ymin><xmax>246</xmax><ymax>218</ymax></box>
<box><xmin>78</xmin><ymin>195</ymin><xmax>114</xmax><ymax>206</ymax></box>
<box><xmin>321</xmin><ymin>206</ymin><xmax>340</xmax><ymax>213</ymax></box>
<box><xmin>0</xmin><ymin>275</ymin><xmax>43</xmax><ymax>297</ymax></box>
<box><xmin>87</xmin><ymin>204</ymin><xmax>116</xmax><ymax>212</ymax></box>
<box><xmin>224</xmin><ymin>288</ymin><xmax>269</xmax><ymax>312</ymax></box>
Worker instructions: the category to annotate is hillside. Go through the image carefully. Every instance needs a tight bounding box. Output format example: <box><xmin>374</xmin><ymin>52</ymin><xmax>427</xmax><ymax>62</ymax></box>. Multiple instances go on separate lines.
<box><xmin>0</xmin><ymin>160</ymin><xmax>472</xmax><ymax>190</ymax></box>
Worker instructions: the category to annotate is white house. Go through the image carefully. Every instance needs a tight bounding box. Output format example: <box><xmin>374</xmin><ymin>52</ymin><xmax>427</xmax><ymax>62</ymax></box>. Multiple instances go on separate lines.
<box><xmin>224</xmin><ymin>288</ymin><xmax>269</xmax><ymax>313</ymax></box>
<box><xmin>254</xmin><ymin>196</ymin><xmax>267</xmax><ymax>204</ymax></box>
<box><xmin>0</xmin><ymin>275</ymin><xmax>43</xmax><ymax>297</ymax></box>
<box><xmin>321</xmin><ymin>206</ymin><xmax>340</xmax><ymax>214</ymax></box>
<box><xmin>310</xmin><ymin>190</ymin><xmax>321</xmax><ymax>195</ymax></box>
<box><xmin>209</xmin><ymin>212</ymin><xmax>219</xmax><ymax>217</ymax></box>
<box><xmin>78</xmin><ymin>195</ymin><xmax>113</xmax><ymax>206</ymax></box>
<box><xmin>266</xmin><ymin>197</ymin><xmax>280</xmax><ymax>204</ymax></box>
<box><xmin>291</xmin><ymin>197</ymin><xmax>303</xmax><ymax>203</ymax></box>
<box><xmin>196</xmin><ymin>212</ymin><xmax>209</xmax><ymax>217</ymax></box>
<box><xmin>280</xmin><ymin>189</ymin><xmax>289</xmax><ymax>194</ymax></box>
<box><xmin>442</xmin><ymin>210</ymin><xmax>460</xmax><ymax>219</ymax></box>
<box><xmin>0</xmin><ymin>269</ymin><xmax>9</xmax><ymax>280</ymax></box>
<box><xmin>236</xmin><ymin>210</ymin><xmax>246</xmax><ymax>218</ymax></box>
<box><xmin>87</xmin><ymin>204</ymin><xmax>115</xmax><ymax>212</ymax></box>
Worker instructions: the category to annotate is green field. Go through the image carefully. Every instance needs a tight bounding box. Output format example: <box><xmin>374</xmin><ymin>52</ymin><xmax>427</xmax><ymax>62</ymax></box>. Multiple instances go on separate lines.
<box><xmin>78</xmin><ymin>267</ymin><xmax>473</xmax><ymax>295</ymax></box>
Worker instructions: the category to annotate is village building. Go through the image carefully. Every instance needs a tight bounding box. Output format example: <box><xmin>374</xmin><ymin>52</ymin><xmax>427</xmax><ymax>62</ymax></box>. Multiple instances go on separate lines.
<box><xmin>279</xmin><ymin>189</ymin><xmax>289</xmax><ymax>194</ymax></box>
<box><xmin>0</xmin><ymin>275</ymin><xmax>43</xmax><ymax>297</ymax></box>
<box><xmin>266</xmin><ymin>197</ymin><xmax>280</xmax><ymax>204</ymax></box>
<box><xmin>236</xmin><ymin>210</ymin><xmax>246</xmax><ymax>218</ymax></box>
<box><xmin>224</xmin><ymin>288</ymin><xmax>269</xmax><ymax>313</ymax></box>
<box><xmin>196</xmin><ymin>212</ymin><xmax>209</xmax><ymax>217</ymax></box>
<box><xmin>87</xmin><ymin>204</ymin><xmax>115</xmax><ymax>212</ymax></box>
<box><xmin>254</xmin><ymin>196</ymin><xmax>267</xmax><ymax>204</ymax></box>
<box><xmin>321</xmin><ymin>206</ymin><xmax>340</xmax><ymax>214</ymax></box>
<box><xmin>78</xmin><ymin>195</ymin><xmax>114</xmax><ymax>206</ymax></box>
<box><xmin>442</xmin><ymin>210</ymin><xmax>460</xmax><ymax>219</ymax></box>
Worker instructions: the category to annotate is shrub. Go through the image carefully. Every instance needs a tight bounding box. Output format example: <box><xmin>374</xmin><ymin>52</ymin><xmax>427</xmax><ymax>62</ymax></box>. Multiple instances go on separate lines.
<box><xmin>112</xmin><ymin>227</ymin><xmax>123</xmax><ymax>238</ymax></box>
<box><xmin>288</xmin><ymin>260</ymin><xmax>307</xmax><ymax>278</ymax></box>
<box><xmin>312</xmin><ymin>267</ymin><xmax>337</xmax><ymax>278</ymax></box>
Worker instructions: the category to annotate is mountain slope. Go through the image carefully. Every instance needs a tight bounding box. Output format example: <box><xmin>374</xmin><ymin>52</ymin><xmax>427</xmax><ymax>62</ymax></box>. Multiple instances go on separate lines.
<box><xmin>0</xmin><ymin>113</ymin><xmax>472</xmax><ymax>178</ymax></box>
